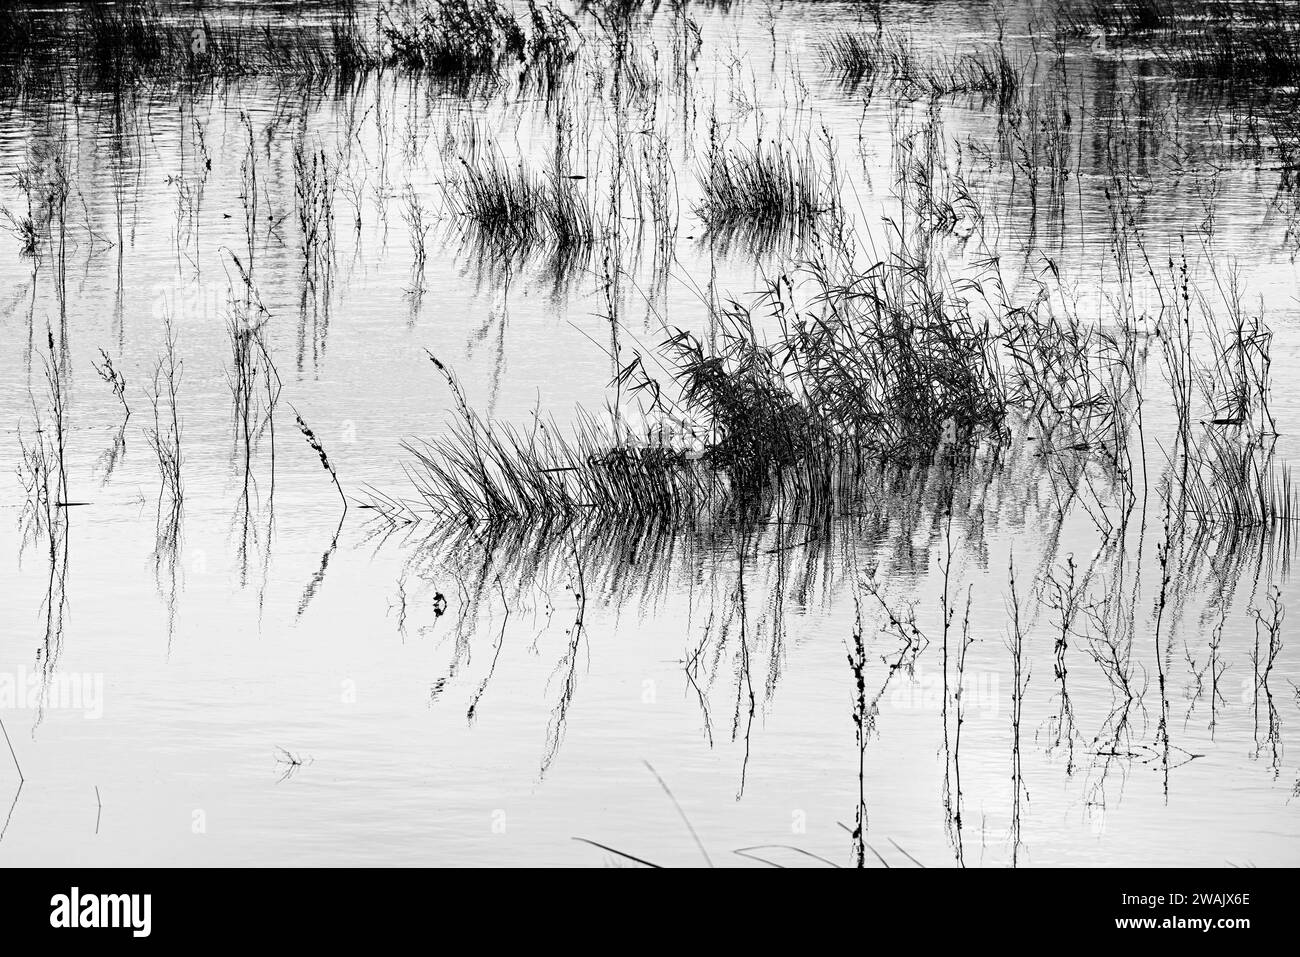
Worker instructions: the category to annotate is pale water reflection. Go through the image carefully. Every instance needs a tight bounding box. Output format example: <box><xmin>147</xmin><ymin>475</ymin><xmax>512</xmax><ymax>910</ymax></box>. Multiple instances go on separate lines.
<box><xmin>0</xmin><ymin>0</ymin><xmax>1297</xmax><ymax>867</ymax></box>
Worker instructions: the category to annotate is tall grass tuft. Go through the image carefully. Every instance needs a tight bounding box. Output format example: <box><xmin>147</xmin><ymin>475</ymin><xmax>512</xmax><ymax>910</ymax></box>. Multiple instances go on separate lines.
<box><xmin>821</xmin><ymin>31</ymin><xmax>1021</xmax><ymax>102</ymax></box>
<box><xmin>381</xmin><ymin>0</ymin><xmax>524</xmax><ymax>75</ymax></box>
<box><xmin>448</xmin><ymin>142</ymin><xmax>595</xmax><ymax>281</ymax></box>
<box><xmin>402</xmin><ymin>353</ymin><xmax>709</xmax><ymax>524</ymax></box>
<box><xmin>695</xmin><ymin>138</ymin><xmax>828</xmax><ymax>253</ymax></box>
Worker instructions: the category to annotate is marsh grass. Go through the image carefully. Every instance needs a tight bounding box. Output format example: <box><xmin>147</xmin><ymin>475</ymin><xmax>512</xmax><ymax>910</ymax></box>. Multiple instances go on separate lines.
<box><xmin>18</xmin><ymin>330</ymin><xmax>69</xmax><ymax>551</ymax></box>
<box><xmin>1005</xmin><ymin>556</ymin><xmax>1029</xmax><ymax>866</ymax></box>
<box><xmin>144</xmin><ymin>314</ymin><xmax>185</xmax><ymax>644</ymax></box>
<box><xmin>90</xmin><ymin>346</ymin><xmax>132</xmax><ymax>483</ymax></box>
<box><xmin>1000</xmin><ymin>292</ymin><xmax>1137</xmax><ymax>457</ymax></box>
<box><xmin>293</xmin><ymin>407</ymin><xmax>348</xmax><ymax>517</ymax></box>
<box><xmin>381</xmin><ymin>0</ymin><xmax>524</xmax><ymax>75</ymax></box>
<box><xmin>146</xmin><ymin>317</ymin><xmax>184</xmax><ymax>509</ymax></box>
<box><xmin>1249</xmin><ymin>584</ymin><xmax>1285</xmax><ymax>760</ymax></box>
<box><xmin>3</xmin><ymin>0</ymin><xmax>1297</xmax><ymax>862</ymax></box>
<box><xmin>1198</xmin><ymin>273</ymin><xmax>1276</xmax><ymax>434</ymax></box>
<box><xmin>1058</xmin><ymin>1</ymin><xmax>1300</xmax><ymax>87</ymax></box>
<box><xmin>401</xmin><ymin>184</ymin><xmax>433</xmax><ymax>293</ymax></box>
<box><xmin>1056</xmin><ymin>0</ymin><xmax>1178</xmax><ymax>38</ymax></box>
<box><xmin>294</xmin><ymin>143</ymin><xmax>337</xmax><ymax>292</ymax></box>
<box><xmin>16</xmin><ymin>423</ymin><xmax>55</xmax><ymax>552</ymax></box>
<box><xmin>397</xmin><ymin>212</ymin><xmax>1012</xmax><ymax>528</ymax></box>
<box><xmin>447</xmin><ymin>144</ymin><xmax>596</xmax><ymax>283</ymax></box>
<box><xmin>695</xmin><ymin>137</ymin><xmax>829</xmax><ymax>253</ymax></box>
<box><xmin>227</xmin><ymin>305</ymin><xmax>281</xmax><ymax>518</ymax></box>
<box><xmin>393</xmin><ymin>52</ymin><xmax>1298</xmax><ymax>561</ymax></box>
<box><xmin>0</xmin><ymin>0</ymin><xmax>578</xmax><ymax>94</ymax></box>
<box><xmin>1153</xmin><ymin>251</ymin><xmax>1297</xmax><ymax>533</ymax></box>
<box><xmin>822</xmin><ymin>32</ymin><xmax>880</xmax><ymax>91</ymax></box>
<box><xmin>1164</xmin><ymin>21</ymin><xmax>1300</xmax><ymax>86</ymax></box>
<box><xmin>847</xmin><ymin>600</ymin><xmax>869</xmax><ymax>868</ymax></box>
<box><xmin>92</xmin><ymin>349</ymin><xmax>130</xmax><ymax>424</ymax></box>
<box><xmin>1</xmin><ymin>143</ymin><xmax>68</xmax><ymax>263</ymax></box>
<box><xmin>1180</xmin><ymin>433</ymin><xmax>1299</xmax><ymax>531</ymax></box>
<box><xmin>523</xmin><ymin>0</ymin><xmax>583</xmax><ymax>91</ymax></box>
<box><xmin>821</xmin><ymin>31</ymin><xmax>1021</xmax><ymax>102</ymax></box>
<box><xmin>0</xmin><ymin>1</ymin><xmax>375</xmax><ymax>90</ymax></box>
<box><xmin>402</xmin><ymin>353</ymin><xmax>708</xmax><ymax>525</ymax></box>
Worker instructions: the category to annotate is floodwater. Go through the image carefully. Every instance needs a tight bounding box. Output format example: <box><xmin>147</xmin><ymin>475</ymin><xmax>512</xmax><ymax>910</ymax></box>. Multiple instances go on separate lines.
<box><xmin>0</xmin><ymin>1</ymin><xmax>1297</xmax><ymax>867</ymax></box>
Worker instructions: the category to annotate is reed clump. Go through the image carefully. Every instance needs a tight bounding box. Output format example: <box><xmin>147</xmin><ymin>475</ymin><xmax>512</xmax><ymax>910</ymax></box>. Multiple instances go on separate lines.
<box><xmin>821</xmin><ymin>31</ymin><xmax>1021</xmax><ymax>102</ymax></box>
<box><xmin>2</xmin><ymin>144</ymin><xmax>68</xmax><ymax>262</ymax></box>
<box><xmin>1179</xmin><ymin>432</ymin><xmax>1298</xmax><ymax>531</ymax></box>
<box><xmin>1056</xmin><ymin>0</ymin><xmax>1178</xmax><ymax>38</ymax></box>
<box><xmin>822</xmin><ymin>32</ymin><xmax>880</xmax><ymax>91</ymax></box>
<box><xmin>523</xmin><ymin>0</ymin><xmax>582</xmax><ymax>86</ymax></box>
<box><xmin>1059</xmin><ymin>1</ymin><xmax>1300</xmax><ymax>87</ymax></box>
<box><xmin>381</xmin><ymin>0</ymin><xmax>524</xmax><ymax>75</ymax></box>
<box><xmin>448</xmin><ymin>146</ymin><xmax>595</xmax><ymax>276</ymax></box>
<box><xmin>0</xmin><ymin>0</ymin><xmax>578</xmax><ymax>93</ymax></box>
<box><xmin>400</xmin><ymin>353</ymin><xmax>710</xmax><ymax>525</ymax></box>
<box><xmin>1156</xmin><ymin>257</ymin><xmax>1298</xmax><ymax>534</ymax></box>
<box><xmin>397</xmin><ymin>225</ymin><xmax>1009</xmax><ymax>527</ymax></box>
<box><xmin>0</xmin><ymin>0</ymin><xmax>379</xmax><ymax>89</ymax></box>
<box><xmin>1164</xmin><ymin>20</ymin><xmax>1300</xmax><ymax>86</ymax></box>
<box><xmin>668</xmin><ymin>250</ymin><xmax>1005</xmax><ymax>464</ymax></box>
<box><xmin>695</xmin><ymin>139</ymin><xmax>828</xmax><ymax>251</ymax></box>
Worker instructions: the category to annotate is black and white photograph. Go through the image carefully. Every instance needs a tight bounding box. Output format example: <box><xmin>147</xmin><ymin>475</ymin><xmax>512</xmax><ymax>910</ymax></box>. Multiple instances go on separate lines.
<box><xmin>0</xmin><ymin>0</ymin><xmax>1293</xmax><ymax>930</ymax></box>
